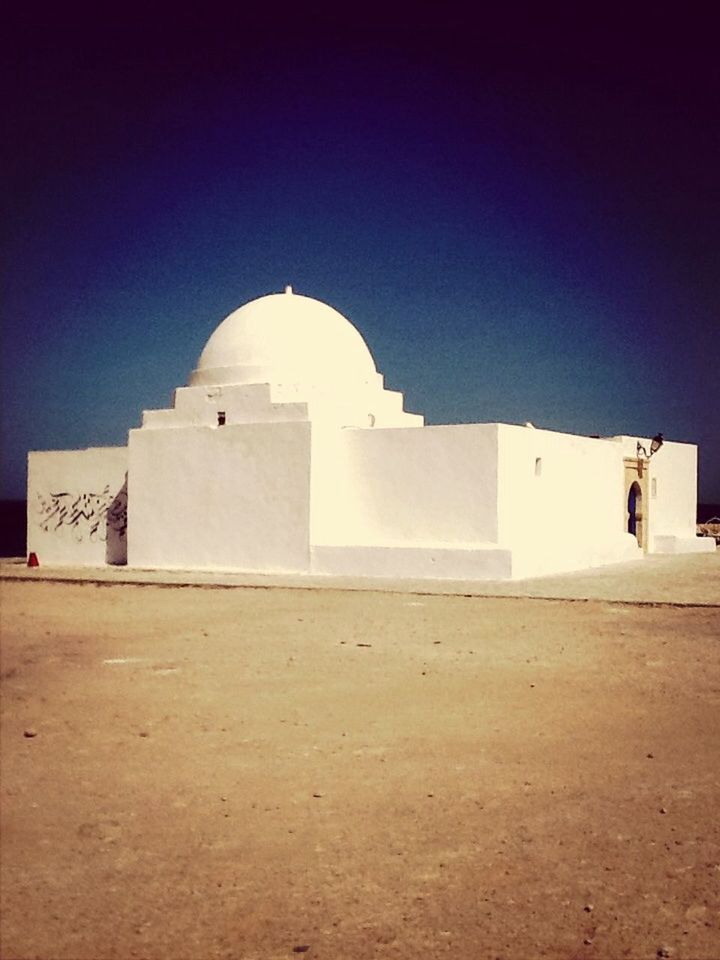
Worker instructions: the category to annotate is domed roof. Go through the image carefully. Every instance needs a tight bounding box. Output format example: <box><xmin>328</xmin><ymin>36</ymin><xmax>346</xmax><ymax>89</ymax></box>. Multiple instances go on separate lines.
<box><xmin>189</xmin><ymin>287</ymin><xmax>379</xmax><ymax>391</ymax></box>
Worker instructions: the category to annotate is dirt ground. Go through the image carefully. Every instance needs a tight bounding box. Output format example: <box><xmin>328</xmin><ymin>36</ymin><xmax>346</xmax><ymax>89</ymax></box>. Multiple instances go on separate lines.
<box><xmin>1</xmin><ymin>580</ymin><xmax>718</xmax><ymax>960</ymax></box>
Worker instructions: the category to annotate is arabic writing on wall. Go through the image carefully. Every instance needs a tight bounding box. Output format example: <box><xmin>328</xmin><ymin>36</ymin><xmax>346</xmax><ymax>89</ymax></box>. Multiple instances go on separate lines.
<box><xmin>36</xmin><ymin>485</ymin><xmax>128</xmax><ymax>542</ymax></box>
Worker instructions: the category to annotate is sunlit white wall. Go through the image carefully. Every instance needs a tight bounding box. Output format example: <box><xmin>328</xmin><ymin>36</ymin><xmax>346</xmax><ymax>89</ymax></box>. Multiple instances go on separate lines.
<box><xmin>612</xmin><ymin>436</ymin><xmax>712</xmax><ymax>553</ymax></box>
<box><xmin>311</xmin><ymin>423</ymin><xmax>499</xmax><ymax>547</ymax></box>
<box><xmin>496</xmin><ymin>425</ymin><xmax>640</xmax><ymax>578</ymax></box>
<box><xmin>127</xmin><ymin>422</ymin><xmax>311</xmax><ymax>571</ymax></box>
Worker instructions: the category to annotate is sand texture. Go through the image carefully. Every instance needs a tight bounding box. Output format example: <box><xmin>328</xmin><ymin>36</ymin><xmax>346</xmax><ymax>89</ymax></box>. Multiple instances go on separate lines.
<box><xmin>1</xmin><ymin>578</ymin><xmax>719</xmax><ymax>959</ymax></box>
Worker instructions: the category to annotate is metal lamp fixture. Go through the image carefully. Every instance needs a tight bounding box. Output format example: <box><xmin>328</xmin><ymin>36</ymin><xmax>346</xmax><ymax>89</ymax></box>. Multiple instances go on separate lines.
<box><xmin>637</xmin><ymin>433</ymin><xmax>664</xmax><ymax>459</ymax></box>
<box><xmin>650</xmin><ymin>433</ymin><xmax>664</xmax><ymax>456</ymax></box>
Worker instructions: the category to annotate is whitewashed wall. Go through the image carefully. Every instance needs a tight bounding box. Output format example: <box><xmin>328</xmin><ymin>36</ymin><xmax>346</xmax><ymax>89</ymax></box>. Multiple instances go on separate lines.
<box><xmin>311</xmin><ymin>543</ymin><xmax>513</xmax><ymax>579</ymax></box>
<box><xmin>127</xmin><ymin>421</ymin><xmax>311</xmax><ymax>571</ymax></box>
<box><xmin>496</xmin><ymin>426</ymin><xmax>640</xmax><ymax>577</ymax></box>
<box><xmin>612</xmin><ymin>436</ymin><xmax>713</xmax><ymax>553</ymax></box>
<box><xmin>27</xmin><ymin>447</ymin><xmax>128</xmax><ymax>565</ymax></box>
<box><xmin>311</xmin><ymin>423</ymin><xmax>499</xmax><ymax>547</ymax></box>
<box><xmin>645</xmin><ymin>441</ymin><xmax>698</xmax><ymax>545</ymax></box>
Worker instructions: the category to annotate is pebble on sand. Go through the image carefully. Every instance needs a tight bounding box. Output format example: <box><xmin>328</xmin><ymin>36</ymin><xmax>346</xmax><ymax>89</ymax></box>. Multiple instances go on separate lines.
<box><xmin>23</xmin><ymin>728</ymin><xmax>37</xmax><ymax>738</ymax></box>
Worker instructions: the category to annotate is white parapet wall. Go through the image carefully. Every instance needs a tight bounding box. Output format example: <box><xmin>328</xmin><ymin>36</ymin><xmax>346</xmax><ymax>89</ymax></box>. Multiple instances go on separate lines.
<box><xmin>127</xmin><ymin>420</ymin><xmax>312</xmax><ymax>572</ymax></box>
<box><xmin>27</xmin><ymin>447</ymin><xmax>128</xmax><ymax>565</ymax></box>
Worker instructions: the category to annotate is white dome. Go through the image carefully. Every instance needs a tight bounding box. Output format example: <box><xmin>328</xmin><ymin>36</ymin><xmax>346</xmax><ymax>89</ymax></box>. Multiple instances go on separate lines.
<box><xmin>190</xmin><ymin>288</ymin><xmax>379</xmax><ymax>391</ymax></box>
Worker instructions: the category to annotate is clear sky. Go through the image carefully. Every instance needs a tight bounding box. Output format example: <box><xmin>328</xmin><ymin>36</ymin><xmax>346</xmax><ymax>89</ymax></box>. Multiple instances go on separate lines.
<box><xmin>2</xmin><ymin>9</ymin><xmax>719</xmax><ymax>500</ymax></box>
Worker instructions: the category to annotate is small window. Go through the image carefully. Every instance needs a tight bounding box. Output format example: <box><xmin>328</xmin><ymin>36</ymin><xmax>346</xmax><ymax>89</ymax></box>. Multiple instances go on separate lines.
<box><xmin>217</xmin><ymin>411</ymin><xmax>226</xmax><ymax>426</ymax></box>
<box><xmin>651</xmin><ymin>477</ymin><xmax>657</xmax><ymax>498</ymax></box>
<box><xmin>368</xmin><ymin>413</ymin><xmax>376</xmax><ymax>427</ymax></box>
<box><xmin>534</xmin><ymin>457</ymin><xmax>542</xmax><ymax>477</ymax></box>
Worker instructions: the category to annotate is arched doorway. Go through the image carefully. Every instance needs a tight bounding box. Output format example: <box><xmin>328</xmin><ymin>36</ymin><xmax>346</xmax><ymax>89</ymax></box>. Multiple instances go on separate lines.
<box><xmin>627</xmin><ymin>480</ymin><xmax>643</xmax><ymax>545</ymax></box>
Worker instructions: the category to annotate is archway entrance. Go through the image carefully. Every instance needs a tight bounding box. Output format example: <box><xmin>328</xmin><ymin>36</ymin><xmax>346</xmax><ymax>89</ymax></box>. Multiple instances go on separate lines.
<box><xmin>623</xmin><ymin>457</ymin><xmax>649</xmax><ymax>551</ymax></box>
<box><xmin>627</xmin><ymin>480</ymin><xmax>643</xmax><ymax>545</ymax></box>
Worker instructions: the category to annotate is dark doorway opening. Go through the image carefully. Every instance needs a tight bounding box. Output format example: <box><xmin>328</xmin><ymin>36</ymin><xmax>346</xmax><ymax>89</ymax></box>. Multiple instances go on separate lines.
<box><xmin>627</xmin><ymin>480</ymin><xmax>643</xmax><ymax>545</ymax></box>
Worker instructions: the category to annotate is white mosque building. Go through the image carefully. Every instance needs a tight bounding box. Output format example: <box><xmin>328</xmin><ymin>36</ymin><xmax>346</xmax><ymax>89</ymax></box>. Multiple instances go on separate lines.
<box><xmin>27</xmin><ymin>288</ymin><xmax>713</xmax><ymax>579</ymax></box>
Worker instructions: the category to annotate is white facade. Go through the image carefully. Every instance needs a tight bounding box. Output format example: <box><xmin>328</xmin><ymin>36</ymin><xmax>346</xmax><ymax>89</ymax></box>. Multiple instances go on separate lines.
<box><xmin>27</xmin><ymin>288</ymin><xmax>714</xmax><ymax>577</ymax></box>
<box><xmin>128</xmin><ymin>421</ymin><xmax>311</xmax><ymax>572</ymax></box>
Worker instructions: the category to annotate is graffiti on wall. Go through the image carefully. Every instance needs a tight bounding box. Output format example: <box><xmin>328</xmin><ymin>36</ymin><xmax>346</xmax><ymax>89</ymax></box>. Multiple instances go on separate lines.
<box><xmin>36</xmin><ymin>484</ymin><xmax>128</xmax><ymax>542</ymax></box>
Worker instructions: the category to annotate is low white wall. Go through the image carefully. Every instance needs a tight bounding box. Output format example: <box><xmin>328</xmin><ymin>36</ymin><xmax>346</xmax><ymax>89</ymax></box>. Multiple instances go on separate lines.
<box><xmin>27</xmin><ymin>447</ymin><xmax>128</xmax><ymax>565</ymax></box>
<box><xmin>311</xmin><ymin>543</ymin><xmax>513</xmax><ymax>579</ymax></box>
<box><xmin>127</xmin><ymin>421</ymin><xmax>311</xmax><ymax>572</ymax></box>
<box><xmin>311</xmin><ymin>423</ymin><xmax>499</xmax><ymax>547</ymax></box>
<box><xmin>496</xmin><ymin>426</ymin><xmax>640</xmax><ymax>578</ymax></box>
<box><xmin>653</xmin><ymin>534</ymin><xmax>715</xmax><ymax>555</ymax></box>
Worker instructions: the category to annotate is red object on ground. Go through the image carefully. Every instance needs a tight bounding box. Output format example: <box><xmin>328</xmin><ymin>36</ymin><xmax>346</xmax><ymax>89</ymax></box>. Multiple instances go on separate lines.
<box><xmin>27</xmin><ymin>552</ymin><xmax>39</xmax><ymax>568</ymax></box>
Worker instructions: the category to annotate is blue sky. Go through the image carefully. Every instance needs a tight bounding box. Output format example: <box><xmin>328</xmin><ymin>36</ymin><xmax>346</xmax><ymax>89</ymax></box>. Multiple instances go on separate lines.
<box><xmin>2</xmin><ymin>9</ymin><xmax>718</xmax><ymax>500</ymax></box>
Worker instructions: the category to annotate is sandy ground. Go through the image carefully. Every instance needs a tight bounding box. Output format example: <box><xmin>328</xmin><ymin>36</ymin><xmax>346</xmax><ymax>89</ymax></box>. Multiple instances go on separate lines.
<box><xmin>1</xmin><ymin>576</ymin><xmax>719</xmax><ymax>960</ymax></box>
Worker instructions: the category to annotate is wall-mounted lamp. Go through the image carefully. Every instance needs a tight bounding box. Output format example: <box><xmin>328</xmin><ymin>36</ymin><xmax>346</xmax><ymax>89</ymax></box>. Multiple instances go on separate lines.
<box><xmin>637</xmin><ymin>432</ymin><xmax>664</xmax><ymax>459</ymax></box>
